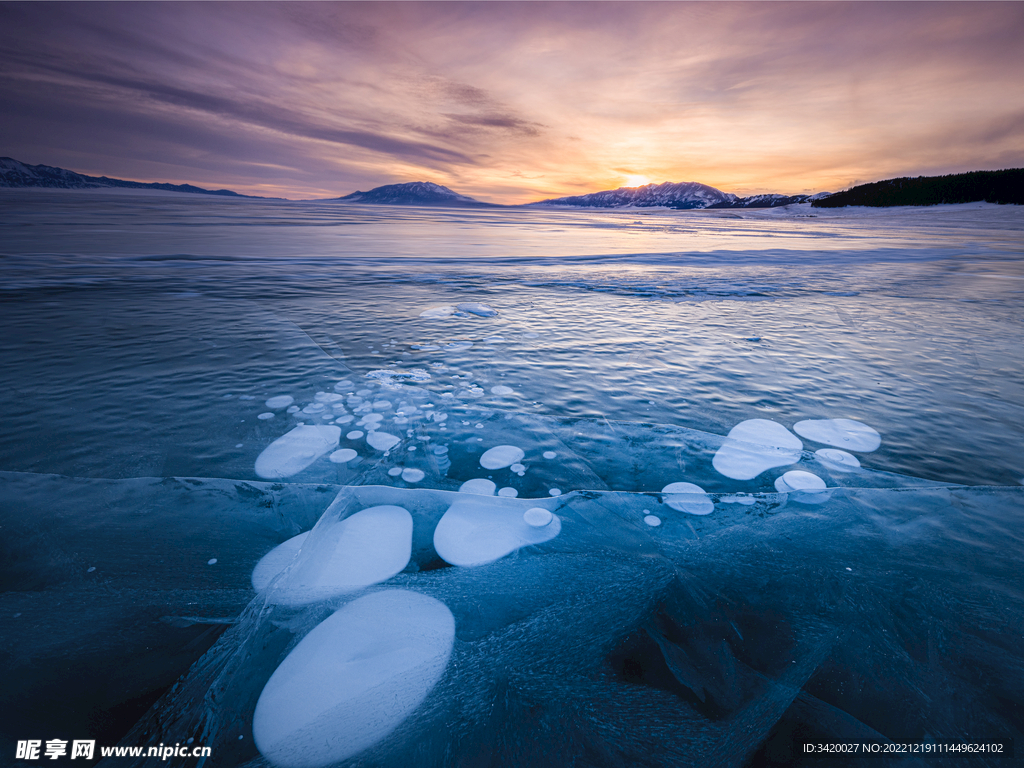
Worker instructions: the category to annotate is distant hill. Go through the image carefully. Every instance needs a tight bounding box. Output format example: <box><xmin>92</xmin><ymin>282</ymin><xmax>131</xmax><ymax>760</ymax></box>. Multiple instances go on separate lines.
<box><xmin>813</xmin><ymin>169</ymin><xmax>1024</xmax><ymax>208</ymax></box>
<box><xmin>530</xmin><ymin>182</ymin><xmax>829</xmax><ymax>210</ymax></box>
<box><xmin>0</xmin><ymin>157</ymin><xmax>259</xmax><ymax>197</ymax></box>
<box><xmin>334</xmin><ymin>182</ymin><xmax>494</xmax><ymax>207</ymax></box>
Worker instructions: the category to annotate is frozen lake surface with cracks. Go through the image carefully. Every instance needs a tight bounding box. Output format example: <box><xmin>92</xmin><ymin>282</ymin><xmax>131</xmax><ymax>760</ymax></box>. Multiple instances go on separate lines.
<box><xmin>1</xmin><ymin>190</ymin><xmax>1023</xmax><ymax>766</ymax></box>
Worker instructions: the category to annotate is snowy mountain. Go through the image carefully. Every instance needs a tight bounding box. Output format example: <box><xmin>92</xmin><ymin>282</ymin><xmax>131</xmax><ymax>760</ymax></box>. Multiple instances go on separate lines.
<box><xmin>335</xmin><ymin>182</ymin><xmax>493</xmax><ymax>207</ymax></box>
<box><xmin>532</xmin><ymin>182</ymin><xmax>832</xmax><ymax>210</ymax></box>
<box><xmin>0</xmin><ymin>157</ymin><xmax>257</xmax><ymax>197</ymax></box>
<box><xmin>530</xmin><ymin>181</ymin><xmax>737</xmax><ymax>210</ymax></box>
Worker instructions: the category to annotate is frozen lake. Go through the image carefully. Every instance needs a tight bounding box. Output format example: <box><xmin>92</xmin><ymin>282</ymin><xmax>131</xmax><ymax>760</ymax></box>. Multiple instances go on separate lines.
<box><xmin>1</xmin><ymin>190</ymin><xmax>1022</xmax><ymax>766</ymax></box>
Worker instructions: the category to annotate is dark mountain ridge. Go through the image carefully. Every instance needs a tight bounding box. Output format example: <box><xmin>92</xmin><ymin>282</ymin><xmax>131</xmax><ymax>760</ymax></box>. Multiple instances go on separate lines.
<box><xmin>333</xmin><ymin>181</ymin><xmax>495</xmax><ymax>207</ymax></box>
<box><xmin>813</xmin><ymin>168</ymin><xmax>1024</xmax><ymax>207</ymax></box>
<box><xmin>0</xmin><ymin>157</ymin><xmax>261</xmax><ymax>198</ymax></box>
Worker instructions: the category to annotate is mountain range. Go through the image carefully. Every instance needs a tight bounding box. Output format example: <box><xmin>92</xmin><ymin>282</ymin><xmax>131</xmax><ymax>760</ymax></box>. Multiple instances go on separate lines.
<box><xmin>14</xmin><ymin>156</ymin><xmax>1016</xmax><ymax>209</ymax></box>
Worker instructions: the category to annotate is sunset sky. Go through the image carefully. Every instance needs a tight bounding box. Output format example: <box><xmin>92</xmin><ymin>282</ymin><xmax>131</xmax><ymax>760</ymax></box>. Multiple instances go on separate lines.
<box><xmin>1</xmin><ymin>1</ymin><xmax>1022</xmax><ymax>203</ymax></box>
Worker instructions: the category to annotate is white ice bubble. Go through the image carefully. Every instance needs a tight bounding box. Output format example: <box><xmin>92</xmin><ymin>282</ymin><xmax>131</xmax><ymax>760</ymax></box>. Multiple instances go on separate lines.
<box><xmin>302</xmin><ymin>403</ymin><xmax>326</xmax><ymax>414</ymax></box>
<box><xmin>444</xmin><ymin>341</ymin><xmax>474</xmax><ymax>352</ymax></box>
<box><xmin>359</xmin><ymin>413</ymin><xmax>384</xmax><ymax>425</ymax></box>
<box><xmin>661</xmin><ymin>482</ymin><xmax>714</xmax><ymax>515</ymax></box>
<box><xmin>497</xmin><ymin>487</ymin><xmax>518</xmax><ymax>498</ymax></box>
<box><xmin>458</xmin><ymin>478</ymin><xmax>497</xmax><ymax>495</ymax></box>
<box><xmin>336</xmin><ymin>414</ymin><xmax>354</xmax><ymax>424</ymax></box>
<box><xmin>490</xmin><ymin>385</ymin><xmax>514</xmax><ymax>396</ymax></box>
<box><xmin>543</xmin><ymin>451</ymin><xmax>557</xmax><ymax>460</ymax></box>
<box><xmin>253</xmin><ymin>590</ymin><xmax>454</xmax><ymax>768</ymax></box>
<box><xmin>315</xmin><ymin>392</ymin><xmax>344</xmax><ymax>404</ymax></box>
<box><xmin>367</xmin><ymin>431</ymin><xmax>401</xmax><ymax>451</ymax></box>
<box><xmin>815</xmin><ymin>448</ymin><xmax>861</xmax><ymax>470</ymax></box>
<box><xmin>775</xmin><ymin>470</ymin><xmax>831</xmax><ymax>504</ymax></box>
<box><xmin>207</xmin><ymin>558</ymin><xmax>218</xmax><ymax>565</ymax></box>
<box><xmin>720</xmin><ymin>494</ymin><xmax>757</xmax><ymax>505</ymax></box>
<box><xmin>480</xmin><ymin>445</ymin><xmax>525</xmax><ymax>470</ymax></box>
<box><xmin>333</xmin><ymin>380</ymin><xmax>354</xmax><ymax>392</ymax></box>
<box><xmin>346</xmin><ymin>430</ymin><xmax>364</xmax><ymax>440</ymax></box>
<box><xmin>794</xmin><ymin>419</ymin><xmax>881</xmax><ymax>452</ymax></box>
<box><xmin>255</xmin><ymin>425</ymin><xmax>341</xmax><ymax>480</ymax></box>
<box><xmin>510</xmin><ymin>463</ymin><xmax>526</xmax><ymax>473</ymax></box>
<box><xmin>483</xmin><ymin>336</ymin><xmax>505</xmax><ymax>343</ymax></box>
<box><xmin>388</xmin><ymin>467</ymin><xmax>403</xmax><ymax>476</ymax></box>
<box><xmin>712</xmin><ymin>419</ymin><xmax>803</xmax><ymax>480</ymax></box>
<box><xmin>329</xmin><ymin>448</ymin><xmax>358</xmax><ymax>464</ymax></box>
<box><xmin>419</xmin><ymin>305</ymin><xmax>456</xmax><ymax>318</ymax></box>
<box><xmin>257</xmin><ymin>505</ymin><xmax>412</xmax><ymax>608</ymax></box>
<box><xmin>286</xmin><ymin>405</ymin><xmax>300</xmax><ymax>414</ymax></box>
<box><xmin>372</xmin><ymin>399</ymin><xmax>392</xmax><ymax>411</ymax></box>
<box><xmin>644</xmin><ymin>515</ymin><xmax>662</xmax><ymax>527</ymax></box>
<box><xmin>366</xmin><ymin>369</ymin><xmax>431</xmax><ymax>383</ymax></box>
<box><xmin>401</xmin><ymin>468</ymin><xmax>425</xmax><ymax>483</ymax></box>
<box><xmin>549</xmin><ymin>488</ymin><xmax>562</xmax><ymax>497</ymax></box>
<box><xmin>434</xmin><ymin>496</ymin><xmax>560</xmax><ymax>567</ymax></box>
<box><xmin>258</xmin><ymin>412</ymin><xmax>275</xmax><ymax>420</ymax></box>
<box><xmin>455</xmin><ymin>302</ymin><xmax>497</xmax><ymax>317</ymax></box>
<box><xmin>265</xmin><ymin>395</ymin><xmax>294</xmax><ymax>409</ymax></box>
<box><xmin>523</xmin><ymin>507</ymin><xmax>553</xmax><ymax>527</ymax></box>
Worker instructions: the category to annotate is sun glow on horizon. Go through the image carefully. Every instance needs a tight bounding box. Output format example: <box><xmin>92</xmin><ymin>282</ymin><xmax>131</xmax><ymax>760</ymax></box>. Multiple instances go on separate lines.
<box><xmin>621</xmin><ymin>174</ymin><xmax>653</xmax><ymax>188</ymax></box>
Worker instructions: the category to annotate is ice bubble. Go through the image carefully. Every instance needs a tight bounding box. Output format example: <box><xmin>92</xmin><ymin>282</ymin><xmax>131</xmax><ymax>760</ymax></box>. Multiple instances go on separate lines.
<box><xmin>329</xmin><ymin>448</ymin><xmax>358</xmax><ymax>464</ymax></box>
<box><xmin>357</xmin><ymin>389</ymin><xmax>372</xmax><ymax>396</ymax></box>
<box><xmin>255</xmin><ymin>425</ymin><xmax>341</xmax><ymax>480</ymax></box>
<box><xmin>315</xmin><ymin>392</ymin><xmax>344</xmax><ymax>404</ymax></box>
<box><xmin>432</xmin><ymin>445</ymin><xmax>449</xmax><ymax>455</ymax></box>
<box><xmin>497</xmin><ymin>487</ymin><xmax>518</xmax><ymax>498</ymax></box>
<box><xmin>333</xmin><ymin>380</ymin><xmax>354</xmax><ymax>392</ymax></box>
<box><xmin>387</xmin><ymin>467</ymin><xmax>403</xmax><ymax>477</ymax></box>
<box><xmin>258</xmin><ymin>506</ymin><xmax>413</xmax><ymax>607</ymax></box>
<box><xmin>720</xmin><ymin>494</ymin><xmax>757</xmax><ymax>505</ymax></box>
<box><xmin>661</xmin><ymin>482</ymin><xmax>714</xmax><ymax>515</ymax></box>
<box><xmin>510</xmin><ymin>463</ymin><xmax>526</xmax><ymax>473</ymax></box>
<box><xmin>359</xmin><ymin>413</ymin><xmax>384</xmax><ymax>424</ymax></box>
<box><xmin>366</xmin><ymin>369</ymin><xmax>431</xmax><ymax>383</ymax></box>
<box><xmin>367</xmin><ymin>431</ymin><xmax>401</xmax><ymax>451</ymax></box>
<box><xmin>87</xmin><ymin>566</ymin><xmax>96</xmax><ymax>573</ymax></box>
<box><xmin>411</xmin><ymin>344</ymin><xmax>441</xmax><ymax>351</ymax></box>
<box><xmin>523</xmin><ymin>508</ymin><xmax>553</xmax><ymax>527</ymax></box>
<box><xmin>775</xmin><ymin>470</ymin><xmax>831</xmax><ymax>504</ymax></box>
<box><xmin>258</xmin><ymin>412</ymin><xmax>275</xmax><ymax>420</ymax></box>
<box><xmin>207</xmin><ymin>558</ymin><xmax>218</xmax><ymax>565</ymax></box>
<box><xmin>372</xmin><ymin>399</ymin><xmax>392</xmax><ymax>410</ymax></box>
<box><xmin>549</xmin><ymin>488</ymin><xmax>562</xmax><ymax>497</ymax></box>
<box><xmin>458</xmin><ymin>478</ymin><xmax>497</xmax><ymax>496</ymax></box>
<box><xmin>644</xmin><ymin>515</ymin><xmax>662</xmax><ymax>527</ymax></box>
<box><xmin>251</xmin><ymin>532</ymin><xmax>310</xmax><ymax>592</ymax></box>
<box><xmin>346</xmin><ymin>430</ymin><xmax>364</xmax><ymax>440</ymax></box>
<box><xmin>483</xmin><ymin>337</ymin><xmax>505</xmax><ymax>343</ymax></box>
<box><xmin>336</xmin><ymin>414</ymin><xmax>354</xmax><ymax>424</ymax></box>
<box><xmin>794</xmin><ymin>419</ymin><xmax>881</xmax><ymax>452</ymax></box>
<box><xmin>490</xmin><ymin>385</ymin><xmax>514</xmax><ymax>396</ymax></box>
<box><xmin>712</xmin><ymin>419</ymin><xmax>803</xmax><ymax>480</ymax></box>
<box><xmin>235</xmin><ymin>443</ymin><xmax>243</xmax><ymax>448</ymax></box>
<box><xmin>480</xmin><ymin>445</ymin><xmax>525</xmax><ymax>470</ymax></box>
<box><xmin>253</xmin><ymin>590</ymin><xmax>454</xmax><ymax>768</ymax></box>
<box><xmin>419</xmin><ymin>305</ymin><xmax>456</xmax><ymax>319</ymax></box>
<box><xmin>286</xmin><ymin>405</ymin><xmax>300</xmax><ymax>414</ymax></box>
<box><xmin>815</xmin><ymin>448</ymin><xmax>861</xmax><ymax>470</ymax></box>
<box><xmin>434</xmin><ymin>496</ymin><xmax>561</xmax><ymax>567</ymax></box>
<box><xmin>401</xmin><ymin>468</ymin><xmax>425</xmax><ymax>483</ymax></box>
<box><xmin>266</xmin><ymin>395</ymin><xmax>294</xmax><ymax>409</ymax></box>
<box><xmin>302</xmin><ymin>403</ymin><xmax>326</xmax><ymax>414</ymax></box>
<box><xmin>407</xmin><ymin>446</ymin><xmax>416</xmax><ymax>451</ymax></box>
<box><xmin>445</xmin><ymin>341</ymin><xmax>474</xmax><ymax>351</ymax></box>
<box><xmin>542</xmin><ymin>451</ymin><xmax>557</xmax><ymax>460</ymax></box>
<box><xmin>455</xmin><ymin>302</ymin><xmax>497</xmax><ymax>317</ymax></box>
<box><xmin>524</xmin><ymin>332</ymin><xmax>540</xmax><ymax>339</ymax></box>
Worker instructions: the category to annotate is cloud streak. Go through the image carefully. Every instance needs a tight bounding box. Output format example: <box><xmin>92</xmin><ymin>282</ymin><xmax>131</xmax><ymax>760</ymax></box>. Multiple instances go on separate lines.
<box><xmin>0</xmin><ymin>2</ymin><xmax>1021</xmax><ymax>201</ymax></box>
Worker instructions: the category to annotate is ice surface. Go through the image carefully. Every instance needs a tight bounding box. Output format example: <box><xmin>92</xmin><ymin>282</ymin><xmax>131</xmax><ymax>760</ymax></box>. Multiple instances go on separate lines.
<box><xmin>794</xmin><ymin>419</ymin><xmax>881</xmax><ymax>452</ymax></box>
<box><xmin>419</xmin><ymin>306</ymin><xmax>455</xmax><ymax>319</ymax></box>
<box><xmin>490</xmin><ymin>385</ymin><xmax>514</xmax><ymax>396</ymax></box>
<box><xmin>455</xmin><ymin>302</ymin><xmax>497</xmax><ymax>317</ymax></box>
<box><xmin>367</xmin><ymin>431</ymin><xmax>401</xmax><ymax>451</ymax></box>
<box><xmin>480</xmin><ymin>444</ymin><xmax>525</xmax><ymax>469</ymax></box>
<box><xmin>661</xmin><ymin>482</ymin><xmax>714</xmax><ymax>515</ymax></box>
<box><xmin>262</xmin><ymin>505</ymin><xmax>412</xmax><ymax>606</ymax></box>
<box><xmin>255</xmin><ymin>425</ymin><xmax>341</xmax><ymax>480</ymax></box>
<box><xmin>712</xmin><ymin>419</ymin><xmax>803</xmax><ymax>480</ymax></box>
<box><xmin>433</xmin><ymin>494</ymin><xmax>562</xmax><ymax>567</ymax></box>
<box><xmin>265</xmin><ymin>395</ymin><xmax>294</xmax><ymax>409</ymax></box>
<box><xmin>253</xmin><ymin>590</ymin><xmax>454</xmax><ymax>768</ymax></box>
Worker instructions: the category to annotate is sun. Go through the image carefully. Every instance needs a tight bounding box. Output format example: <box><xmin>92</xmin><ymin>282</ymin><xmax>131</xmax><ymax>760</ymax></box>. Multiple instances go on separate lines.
<box><xmin>622</xmin><ymin>174</ymin><xmax>652</xmax><ymax>187</ymax></box>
